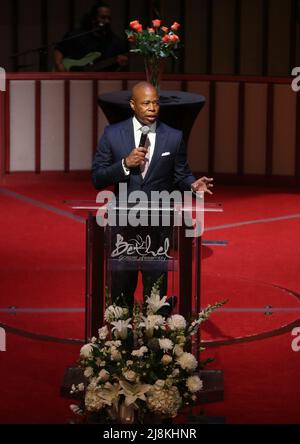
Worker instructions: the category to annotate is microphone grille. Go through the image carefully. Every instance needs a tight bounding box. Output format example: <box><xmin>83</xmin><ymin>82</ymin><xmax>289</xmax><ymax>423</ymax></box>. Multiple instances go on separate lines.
<box><xmin>141</xmin><ymin>125</ymin><xmax>150</xmax><ymax>135</ymax></box>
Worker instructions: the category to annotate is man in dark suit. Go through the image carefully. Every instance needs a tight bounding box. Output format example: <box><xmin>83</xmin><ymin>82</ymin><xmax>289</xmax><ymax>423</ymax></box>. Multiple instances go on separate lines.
<box><xmin>92</xmin><ymin>81</ymin><xmax>213</xmax><ymax>307</ymax></box>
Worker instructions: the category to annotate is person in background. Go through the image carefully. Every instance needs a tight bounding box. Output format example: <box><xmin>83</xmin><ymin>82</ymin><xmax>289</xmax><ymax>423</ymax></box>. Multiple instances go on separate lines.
<box><xmin>54</xmin><ymin>1</ymin><xmax>128</xmax><ymax>72</ymax></box>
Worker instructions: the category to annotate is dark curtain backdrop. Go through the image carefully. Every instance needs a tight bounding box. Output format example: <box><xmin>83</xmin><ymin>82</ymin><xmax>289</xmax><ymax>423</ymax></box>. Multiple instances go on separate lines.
<box><xmin>0</xmin><ymin>0</ymin><xmax>299</xmax><ymax>74</ymax></box>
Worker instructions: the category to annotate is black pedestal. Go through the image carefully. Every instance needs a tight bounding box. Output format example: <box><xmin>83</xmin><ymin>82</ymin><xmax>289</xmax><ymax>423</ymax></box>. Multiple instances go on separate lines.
<box><xmin>98</xmin><ymin>90</ymin><xmax>205</xmax><ymax>144</ymax></box>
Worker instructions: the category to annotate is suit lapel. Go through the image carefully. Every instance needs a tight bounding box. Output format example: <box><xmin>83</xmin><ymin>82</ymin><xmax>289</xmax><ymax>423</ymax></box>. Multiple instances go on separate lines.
<box><xmin>120</xmin><ymin>118</ymin><xmax>142</xmax><ymax>179</ymax></box>
<box><xmin>120</xmin><ymin>119</ymin><xmax>135</xmax><ymax>157</ymax></box>
<box><xmin>142</xmin><ymin>120</ymin><xmax>167</xmax><ymax>183</ymax></box>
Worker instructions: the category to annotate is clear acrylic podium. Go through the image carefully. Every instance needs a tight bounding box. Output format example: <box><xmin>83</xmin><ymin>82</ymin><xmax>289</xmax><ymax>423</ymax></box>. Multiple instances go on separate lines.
<box><xmin>70</xmin><ymin>197</ymin><xmax>223</xmax><ymax>341</ymax></box>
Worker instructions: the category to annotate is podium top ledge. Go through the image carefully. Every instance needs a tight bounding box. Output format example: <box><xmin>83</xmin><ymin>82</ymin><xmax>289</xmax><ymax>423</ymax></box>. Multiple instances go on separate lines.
<box><xmin>65</xmin><ymin>200</ymin><xmax>223</xmax><ymax>214</ymax></box>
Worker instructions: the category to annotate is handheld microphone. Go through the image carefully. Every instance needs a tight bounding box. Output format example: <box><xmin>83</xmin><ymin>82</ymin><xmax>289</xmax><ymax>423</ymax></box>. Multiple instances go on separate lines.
<box><xmin>138</xmin><ymin>125</ymin><xmax>150</xmax><ymax>148</ymax></box>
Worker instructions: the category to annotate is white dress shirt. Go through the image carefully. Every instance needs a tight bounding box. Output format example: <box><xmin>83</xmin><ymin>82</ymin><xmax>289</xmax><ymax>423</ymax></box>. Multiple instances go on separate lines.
<box><xmin>132</xmin><ymin>116</ymin><xmax>157</xmax><ymax>165</ymax></box>
<box><xmin>122</xmin><ymin>117</ymin><xmax>157</xmax><ymax>176</ymax></box>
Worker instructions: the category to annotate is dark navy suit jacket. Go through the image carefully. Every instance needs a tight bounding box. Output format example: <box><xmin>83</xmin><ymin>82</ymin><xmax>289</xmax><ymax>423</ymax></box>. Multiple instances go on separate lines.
<box><xmin>92</xmin><ymin>118</ymin><xmax>195</xmax><ymax>195</ymax></box>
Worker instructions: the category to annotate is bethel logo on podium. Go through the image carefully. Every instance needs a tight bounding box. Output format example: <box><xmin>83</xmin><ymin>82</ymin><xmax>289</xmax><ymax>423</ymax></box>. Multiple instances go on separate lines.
<box><xmin>0</xmin><ymin>327</ymin><xmax>6</xmax><ymax>352</ymax></box>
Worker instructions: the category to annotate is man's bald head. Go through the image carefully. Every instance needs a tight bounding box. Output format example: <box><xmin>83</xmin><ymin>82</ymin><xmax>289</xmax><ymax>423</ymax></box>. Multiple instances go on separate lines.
<box><xmin>130</xmin><ymin>82</ymin><xmax>160</xmax><ymax>125</ymax></box>
<box><xmin>131</xmin><ymin>82</ymin><xmax>157</xmax><ymax>100</ymax></box>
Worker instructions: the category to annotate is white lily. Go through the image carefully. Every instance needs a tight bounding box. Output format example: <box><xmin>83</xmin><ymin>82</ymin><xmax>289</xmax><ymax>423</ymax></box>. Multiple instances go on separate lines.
<box><xmin>139</xmin><ymin>315</ymin><xmax>165</xmax><ymax>334</ymax></box>
<box><xmin>97</xmin><ymin>382</ymin><xmax>121</xmax><ymax>409</ymax></box>
<box><xmin>145</xmin><ymin>292</ymin><xmax>170</xmax><ymax>315</ymax></box>
<box><xmin>119</xmin><ymin>380</ymin><xmax>151</xmax><ymax>406</ymax></box>
<box><xmin>111</xmin><ymin>319</ymin><xmax>132</xmax><ymax>339</ymax></box>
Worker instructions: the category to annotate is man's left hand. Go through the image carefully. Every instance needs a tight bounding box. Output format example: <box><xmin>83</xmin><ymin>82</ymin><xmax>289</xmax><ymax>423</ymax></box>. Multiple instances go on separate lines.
<box><xmin>191</xmin><ymin>176</ymin><xmax>214</xmax><ymax>195</ymax></box>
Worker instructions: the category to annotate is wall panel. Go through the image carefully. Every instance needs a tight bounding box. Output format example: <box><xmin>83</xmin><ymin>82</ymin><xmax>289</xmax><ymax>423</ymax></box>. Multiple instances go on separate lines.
<box><xmin>268</xmin><ymin>0</ymin><xmax>291</xmax><ymax>75</ymax></box>
<box><xmin>69</xmin><ymin>80</ymin><xmax>93</xmax><ymax>170</ymax></box>
<box><xmin>74</xmin><ymin>0</ymin><xmax>95</xmax><ymax>29</ymax></box>
<box><xmin>214</xmin><ymin>82</ymin><xmax>239</xmax><ymax>173</ymax></box>
<box><xmin>240</xmin><ymin>0</ymin><xmax>264</xmax><ymax>75</ymax></box>
<box><xmin>47</xmin><ymin>0</ymin><xmax>70</xmax><ymax>71</ymax></box>
<box><xmin>184</xmin><ymin>0</ymin><xmax>208</xmax><ymax>74</ymax></box>
<box><xmin>18</xmin><ymin>0</ymin><xmax>42</xmax><ymax>71</ymax></box>
<box><xmin>10</xmin><ymin>81</ymin><xmax>35</xmax><ymax>171</ymax></box>
<box><xmin>41</xmin><ymin>80</ymin><xmax>64</xmax><ymax>170</ymax></box>
<box><xmin>243</xmin><ymin>83</ymin><xmax>267</xmax><ymax>174</ymax></box>
<box><xmin>187</xmin><ymin>81</ymin><xmax>209</xmax><ymax>173</ymax></box>
<box><xmin>0</xmin><ymin>1</ymin><xmax>12</xmax><ymax>71</ymax></box>
<box><xmin>272</xmin><ymin>84</ymin><xmax>296</xmax><ymax>175</ymax></box>
<box><xmin>211</xmin><ymin>0</ymin><xmax>236</xmax><ymax>74</ymax></box>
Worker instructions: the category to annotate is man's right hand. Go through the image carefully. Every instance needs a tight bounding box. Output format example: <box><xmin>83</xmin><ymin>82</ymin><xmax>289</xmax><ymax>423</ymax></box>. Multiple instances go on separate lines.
<box><xmin>125</xmin><ymin>148</ymin><xmax>148</xmax><ymax>168</ymax></box>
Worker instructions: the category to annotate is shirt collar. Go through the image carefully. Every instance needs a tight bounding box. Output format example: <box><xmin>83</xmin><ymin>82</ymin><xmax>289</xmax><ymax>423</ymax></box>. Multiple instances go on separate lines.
<box><xmin>133</xmin><ymin>116</ymin><xmax>157</xmax><ymax>133</ymax></box>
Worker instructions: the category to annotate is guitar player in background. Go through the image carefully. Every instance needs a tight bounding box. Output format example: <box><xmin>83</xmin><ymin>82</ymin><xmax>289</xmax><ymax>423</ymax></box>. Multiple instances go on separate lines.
<box><xmin>54</xmin><ymin>1</ymin><xmax>128</xmax><ymax>72</ymax></box>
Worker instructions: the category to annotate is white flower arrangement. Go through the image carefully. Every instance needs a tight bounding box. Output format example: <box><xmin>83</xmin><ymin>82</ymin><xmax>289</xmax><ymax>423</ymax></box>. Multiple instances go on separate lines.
<box><xmin>70</xmin><ymin>284</ymin><xmax>225</xmax><ymax>424</ymax></box>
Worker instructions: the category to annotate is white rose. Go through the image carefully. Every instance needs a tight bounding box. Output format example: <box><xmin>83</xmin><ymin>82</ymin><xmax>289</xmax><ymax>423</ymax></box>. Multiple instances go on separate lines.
<box><xmin>98</xmin><ymin>369</ymin><xmax>110</xmax><ymax>382</ymax></box>
<box><xmin>98</xmin><ymin>326</ymin><xmax>109</xmax><ymax>340</ymax></box>
<box><xmin>110</xmin><ymin>350</ymin><xmax>122</xmax><ymax>361</ymax></box>
<box><xmin>132</xmin><ymin>346</ymin><xmax>148</xmax><ymax>357</ymax></box>
<box><xmin>167</xmin><ymin>315</ymin><xmax>186</xmax><ymax>331</ymax></box>
<box><xmin>77</xmin><ymin>383</ymin><xmax>85</xmax><ymax>392</ymax></box>
<box><xmin>161</xmin><ymin>354</ymin><xmax>172</xmax><ymax>365</ymax></box>
<box><xmin>186</xmin><ymin>375</ymin><xmax>203</xmax><ymax>393</ymax></box>
<box><xmin>80</xmin><ymin>344</ymin><xmax>94</xmax><ymax>359</ymax></box>
<box><xmin>84</xmin><ymin>367</ymin><xmax>94</xmax><ymax>378</ymax></box>
<box><xmin>123</xmin><ymin>370</ymin><xmax>137</xmax><ymax>382</ymax></box>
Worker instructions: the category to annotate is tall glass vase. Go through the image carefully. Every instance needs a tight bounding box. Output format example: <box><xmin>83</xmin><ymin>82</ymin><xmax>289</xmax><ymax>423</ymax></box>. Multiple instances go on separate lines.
<box><xmin>144</xmin><ymin>56</ymin><xmax>165</xmax><ymax>90</ymax></box>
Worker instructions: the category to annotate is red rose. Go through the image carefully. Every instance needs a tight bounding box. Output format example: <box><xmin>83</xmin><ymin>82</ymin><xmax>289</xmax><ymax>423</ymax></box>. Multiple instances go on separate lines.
<box><xmin>161</xmin><ymin>26</ymin><xmax>169</xmax><ymax>33</ymax></box>
<box><xmin>169</xmin><ymin>34</ymin><xmax>179</xmax><ymax>42</ymax></box>
<box><xmin>130</xmin><ymin>20</ymin><xmax>140</xmax><ymax>30</ymax></box>
<box><xmin>171</xmin><ymin>21</ymin><xmax>180</xmax><ymax>31</ymax></box>
<box><xmin>147</xmin><ymin>28</ymin><xmax>155</xmax><ymax>33</ymax></box>
<box><xmin>128</xmin><ymin>34</ymin><xmax>136</xmax><ymax>42</ymax></box>
<box><xmin>162</xmin><ymin>34</ymin><xmax>171</xmax><ymax>43</ymax></box>
<box><xmin>135</xmin><ymin>24</ymin><xmax>143</xmax><ymax>32</ymax></box>
<box><xmin>152</xmin><ymin>19</ymin><xmax>161</xmax><ymax>28</ymax></box>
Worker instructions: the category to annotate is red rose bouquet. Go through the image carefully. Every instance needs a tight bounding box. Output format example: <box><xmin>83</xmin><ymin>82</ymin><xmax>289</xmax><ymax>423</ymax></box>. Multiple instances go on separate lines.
<box><xmin>125</xmin><ymin>19</ymin><xmax>181</xmax><ymax>88</ymax></box>
<box><xmin>125</xmin><ymin>19</ymin><xmax>181</xmax><ymax>59</ymax></box>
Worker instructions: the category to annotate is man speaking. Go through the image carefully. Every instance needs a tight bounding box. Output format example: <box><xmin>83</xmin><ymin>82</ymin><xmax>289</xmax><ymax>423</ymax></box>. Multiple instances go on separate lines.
<box><xmin>92</xmin><ymin>81</ymin><xmax>213</xmax><ymax>307</ymax></box>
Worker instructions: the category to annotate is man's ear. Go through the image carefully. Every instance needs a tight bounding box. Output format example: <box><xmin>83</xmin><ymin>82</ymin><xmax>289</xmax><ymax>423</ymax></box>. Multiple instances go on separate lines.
<box><xmin>129</xmin><ymin>99</ymin><xmax>135</xmax><ymax>112</ymax></box>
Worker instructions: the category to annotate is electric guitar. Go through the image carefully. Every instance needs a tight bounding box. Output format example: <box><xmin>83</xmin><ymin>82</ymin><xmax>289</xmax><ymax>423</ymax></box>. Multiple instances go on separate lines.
<box><xmin>62</xmin><ymin>51</ymin><xmax>126</xmax><ymax>72</ymax></box>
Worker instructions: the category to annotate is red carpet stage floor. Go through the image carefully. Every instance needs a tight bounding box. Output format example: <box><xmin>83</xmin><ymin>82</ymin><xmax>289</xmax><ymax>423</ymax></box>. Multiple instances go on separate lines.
<box><xmin>0</xmin><ymin>173</ymin><xmax>299</xmax><ymax>424</ymax></box>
